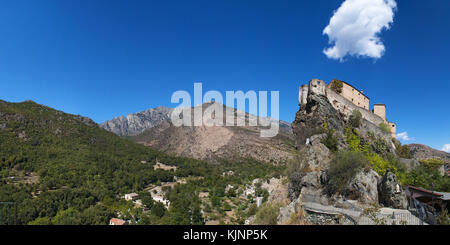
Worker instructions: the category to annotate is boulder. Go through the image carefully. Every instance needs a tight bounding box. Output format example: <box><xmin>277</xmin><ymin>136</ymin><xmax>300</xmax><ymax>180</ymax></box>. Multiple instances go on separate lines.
<box><xmin>346</xmin><ymin>169</ymin><xmax>380</xmax><ymax>205</ymax></box>
<box><xmin>378</xmin><ymin>170</ymin><xmax>408</xmax><ymax>209</ymax></box>
<box><xmin>277</xmin><ymin>197</ymin><xmax>303</xmax><ymax>224</ymax></box>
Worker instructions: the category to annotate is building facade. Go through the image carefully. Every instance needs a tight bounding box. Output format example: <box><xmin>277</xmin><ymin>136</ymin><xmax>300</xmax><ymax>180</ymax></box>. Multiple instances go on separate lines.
<box><xmin>328</xmin><ymin>80</ymin><xmax>370</xmax><ymax>110</ymax></box>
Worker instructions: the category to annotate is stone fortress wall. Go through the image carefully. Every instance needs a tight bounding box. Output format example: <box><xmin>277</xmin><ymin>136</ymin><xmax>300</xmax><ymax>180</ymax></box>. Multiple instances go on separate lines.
<box><xmin>299</xmin><ymin>79</ymin><xmax>396</xmax><ymax>138</ymax></box>
<box><xmin>330</xmin><ymin>81</ymin><xmax>370</xmax><ymax>110</ymax></box>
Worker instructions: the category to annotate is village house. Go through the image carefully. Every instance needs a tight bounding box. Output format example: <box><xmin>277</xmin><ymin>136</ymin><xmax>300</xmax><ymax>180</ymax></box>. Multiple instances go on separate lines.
<box><xmin>124</xmin><ymin>193</ymin><xmax>139</xmax><ymax>201</ymax></box>
<box><xmin>109</xmin><ymin>218</ymin><xmax>128</xmax><ymax>225</ymax></box>
<box><xmin>152</xmin><ymin>195</ymin><xmax>171</xmax><ymax>208</ymax></box>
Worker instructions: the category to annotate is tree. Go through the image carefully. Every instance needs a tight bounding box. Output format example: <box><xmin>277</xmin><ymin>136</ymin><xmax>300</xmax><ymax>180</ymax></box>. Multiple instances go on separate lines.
<box><xmin>349</xmin><ymin>110</ymin><xmax>362</xmax><ymax>128</ymax></box>
<box><xmin>151</xmin><ymin>202</ymin><xmax>166</xmax><ymax>218</ymax></box>
<box><xmin>51</xmin><ymin>208</ymin><xmax>81</xmax><ymax>225</ymax></box>
<box><xmin>330</xmin><ymin>79</ymin><xmax>344</xmax><ymax>94</ymax></box>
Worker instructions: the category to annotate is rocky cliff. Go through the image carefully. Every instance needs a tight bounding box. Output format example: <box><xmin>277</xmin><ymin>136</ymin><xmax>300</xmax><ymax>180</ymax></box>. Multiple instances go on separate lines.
<box><xmin>279</xmin><ymin>79</ymin><xmax>409</xmax><ymax>225</ymax></box>
<box><xmin>100</xmin><ymin>106</ymin><xmax>173</xmax><ymax>136</ymax></box>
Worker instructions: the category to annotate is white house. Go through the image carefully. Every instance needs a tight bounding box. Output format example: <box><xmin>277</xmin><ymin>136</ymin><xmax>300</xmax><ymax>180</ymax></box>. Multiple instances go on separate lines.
<box><xmin>124</xmin><ymin>193</ymin><xmax>139</xmax><ymax>201</ymax></box>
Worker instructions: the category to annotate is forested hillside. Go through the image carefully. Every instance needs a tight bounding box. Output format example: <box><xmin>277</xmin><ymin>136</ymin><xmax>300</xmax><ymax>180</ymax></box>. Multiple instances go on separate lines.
<box><xmin>0</xmin><ymin>100</ymin><xmax>281</xmax><ymax>225</ymax></box>
<box><xmin>0</xmin><ymin>100</ymin><xmax>210</xmax><ymax>224</ymax></box>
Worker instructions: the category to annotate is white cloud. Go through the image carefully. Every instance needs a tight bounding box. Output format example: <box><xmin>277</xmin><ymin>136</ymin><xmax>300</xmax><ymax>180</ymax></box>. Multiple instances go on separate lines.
<box><xmin>323</xmin><ymin>0</ymin><xmax>397</xmax><ymax>60</ymax></box>
<box><xmin>442</xmin><ymin>144</ymin><xmax>450</xmax><ymax>153</ymax></box>
<box><xmin>397</xmin><ymin>131</ymin><xmax>412</xmax><ymax>141</ymax></box>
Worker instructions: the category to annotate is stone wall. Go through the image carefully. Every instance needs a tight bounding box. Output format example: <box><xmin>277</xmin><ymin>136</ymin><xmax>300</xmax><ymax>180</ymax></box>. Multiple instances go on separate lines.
<box><xmin>325</xmin><ymin>87</ymin><xmax>385</xmax><ymax>126</ymax></box>
<box><xmin>328</xmin><ymin>81</ymin><xmax>370</xmax><ymax>110</ymax></box>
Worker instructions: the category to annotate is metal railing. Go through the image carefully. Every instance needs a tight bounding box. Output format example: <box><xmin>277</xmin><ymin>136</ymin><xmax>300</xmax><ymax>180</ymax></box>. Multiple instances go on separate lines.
<box><xmin>299</xmin><ymin>194</ymin><xmax>428</xmax><ymax>225</ymax></box>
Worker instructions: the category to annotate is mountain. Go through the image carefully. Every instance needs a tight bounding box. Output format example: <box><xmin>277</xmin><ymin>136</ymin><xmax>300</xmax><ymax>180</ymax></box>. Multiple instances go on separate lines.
<box><xmin>103</xmin><ymin>102</ymin><xmax>296</xmax><ymax>164</ymax></box>
<box><xmin>406</xmin><ymin>144</ymin><xmax>450</xmax><ymax>164</ymax></box>
<box><xmin>0</xmin><ymin>99</ymin><xmax>210</xmax><ymax>225</ymax></box>
<box><xmin>100</xmin><ymin>106</ymin><xmax>173</xmax><ymax>136</ymax></box>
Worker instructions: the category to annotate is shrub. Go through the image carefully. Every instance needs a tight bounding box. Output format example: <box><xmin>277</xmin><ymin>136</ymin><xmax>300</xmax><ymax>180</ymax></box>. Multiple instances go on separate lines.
<box><xmin>345</xmin><ymin>127</ymin><xmax>368</xmax><ymax>152</ymax></box>
<box><xmin>366</xmin><ymin>153</ymin><xmax>395</xmax><ymax>176</ymax></box>
<box><xmin>349</xmin><ymin>110</ymin><xmax>362</xmax><ymax>128</ymax></box>
<box><xmin>247</xmin><ymin>203</ymin><xmax>258</xmax><ymax>216</ymax></box>
<box><xmin>373</xmin><ymin>137</ymin><xmax>388</xmax><ymax>156</ymax></box>
<box><xmin>379</xmin><ymin>123</ymin><xmax>391</xmax><ymax>134</ymax></box>
<box><xmin>437</xmin><ymin>210</ymin><xmax>450</xmax><ymax>225</ymax></box>
<box><xmin>327</xmin><ymin>151</ymin><xmax>369</xmax><ymax>195</ymax></box>
<box><xmin>419</xmin><ymin>158</ymin><xmax>444</xmax><ymax>170</ymax></box>
<box><xmin>392</xmin><ymin>138</ymin><xmax>412</xmax><ymax>159</ymax></box>
<box><xmin>252</xmin><ymin>203</ymin><xmax>281</xmax><ymax>225</ymax></box>
<box><xmin>321</xmin><ymin>130</ymin><xmax>339</xmax><ymax>152</ymax></box>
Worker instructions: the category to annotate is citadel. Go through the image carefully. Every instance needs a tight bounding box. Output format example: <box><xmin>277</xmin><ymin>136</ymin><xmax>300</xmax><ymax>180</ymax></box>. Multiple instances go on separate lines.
<box><xmin>299</xmin><ymin>79</ymin><xmax>397</xmax><ymax>138</ymax></box>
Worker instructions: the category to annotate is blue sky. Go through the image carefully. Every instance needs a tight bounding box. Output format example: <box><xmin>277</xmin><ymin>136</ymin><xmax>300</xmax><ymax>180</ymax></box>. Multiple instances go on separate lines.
<box><xmin>0</xmin><ymin>0</ymin><xmax>449</xmax><ymax>151</ymax></box>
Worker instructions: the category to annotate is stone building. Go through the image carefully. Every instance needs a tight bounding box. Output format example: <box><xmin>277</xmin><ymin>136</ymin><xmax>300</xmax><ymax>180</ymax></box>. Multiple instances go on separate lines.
<box><xmin>328</xmin><ymin>79</ymin><xmax>370</xmax><ymax>110</ymax></box>
<box><xmin>299</xmin><ymin>79</ymin><xmax>397</xmax><ymax>138</ymax></box>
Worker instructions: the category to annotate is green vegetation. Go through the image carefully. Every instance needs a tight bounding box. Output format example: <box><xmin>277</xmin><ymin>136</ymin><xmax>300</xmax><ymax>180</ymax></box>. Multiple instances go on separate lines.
<box><xmin>349</xmin><ymin>110</ymin><xmax>362</xmax><ymax>128</ymax></box>
<box><xmin>345</xmin><ymin>127</ymin><xmax>368</xmax><ymax>153</ymax></box>
<box><xmin>0</xmin><ymin>100</ymin><xmax>283</xmax><ymax>225</ymax></box>
<box><xmin>321</xmin><ymin>130</ymin><xmax>339</xmax><ymax>152</ymax></box>
<box><xmin>418</xmin><ymin>158</ymin><xmax>445</xmax><ymax>170</ymax></box>
<box><xmin>437</xmin><ymin>210</ymin><xmax>450</xmax><ymax>225</ymax></box>
<box><xmin>330</xmin><ymin>79</ymin><xmax>343</xmax><ymax>94</ymax></box>
<box><xmin>379</xmin><ymin>123</ymin><xmax>391</xmax><ymax>134</ymax></box>
<box><xmin>403</xmin><ymin>159</ymin><xmax>449</xmax><ymax>192</ymax></box>
<box><xmin>326</xmin><ymin>151</ymin><xmax>369</xmax><ymax>195</ymax></box>
<box><xmin>392</xmin><ymin>139</ymin><xmax>412</xmax><ymax>159</ymax></box>
<box><xmin>252</xmin><ymin>203</ymin><xmax>281</xmax><ymax>225</ymax></box>
<box><xmin>340</xmin><ymin>122</ymin><xmax>449</xmax><ymax>192</ymax></box>
<box><xmin>321</xmin><ymin>121</ymin><xmax>339</xmax><ymax>152</ymax></box>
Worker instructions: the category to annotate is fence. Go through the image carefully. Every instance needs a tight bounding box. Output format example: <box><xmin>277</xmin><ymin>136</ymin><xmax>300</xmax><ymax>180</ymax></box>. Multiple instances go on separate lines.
<box><xmin>299</xmin><ymin>194</ymin><xmax>427</xmax><ymax>225</ymax></box>
<box><xmin>357</xmin><ymin>211</ymin><xmax>425</xmax><ymax>225</ymax></box>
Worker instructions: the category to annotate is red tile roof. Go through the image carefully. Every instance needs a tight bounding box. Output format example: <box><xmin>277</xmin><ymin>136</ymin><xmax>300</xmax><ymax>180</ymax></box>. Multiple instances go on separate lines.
<box><xmin>110</xmin><ymin>218</ymin><xmax>127</xmax><ymax>225</ymax></box>
<box><xmin>407</xmin><ymin>186</ymin><xmax>443</xmax><ymax>197</ymax></box>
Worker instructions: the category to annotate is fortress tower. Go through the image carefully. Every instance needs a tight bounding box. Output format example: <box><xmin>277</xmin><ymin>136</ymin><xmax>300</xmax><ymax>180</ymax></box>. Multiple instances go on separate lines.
<box><xmin>373</xmin><ymin>104</ymin><xmax>386</xmax><ymax>121</ymax></box>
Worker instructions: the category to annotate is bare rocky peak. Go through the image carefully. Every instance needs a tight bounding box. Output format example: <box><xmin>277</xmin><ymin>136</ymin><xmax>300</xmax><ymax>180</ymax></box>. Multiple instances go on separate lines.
<box><xmin>101</xmin><ymin>102</ymin><xmax>292</xmax><ymax>137</ymax></box>
<box><xmin>123</xmin><ymin>102</ymin><xmax>295</xmax><ymax>164</ymax></box>
<box><xmin>406</xmin><ymin>144</ymin><xmax>450</xmax><ymax>163</ymax></box>
<box><xmin>100</xmin><ymin>106</ymin><xmax>174</xmax><ymax>136</ymax></box>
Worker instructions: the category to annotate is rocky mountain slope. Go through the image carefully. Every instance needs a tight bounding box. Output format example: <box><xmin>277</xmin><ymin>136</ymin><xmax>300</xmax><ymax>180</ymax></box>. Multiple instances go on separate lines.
<box><xmin>100</xmin><ymin>106</ymin><xmax>173</xmax><ymax>136</ymax></box>
<box><xmin>406</xmin><ymin>144</ymin><xmax>450</xmax><ymax>164</ymax></box>
<box><xmin>101</xmin><ymin>102</ymin><xmax>295</xmax><ymax>164</ymax></box>
<box><xmin>130</xmin><ymin>102</ymin><xmax>295</xmax><ymax>164</ymax></box>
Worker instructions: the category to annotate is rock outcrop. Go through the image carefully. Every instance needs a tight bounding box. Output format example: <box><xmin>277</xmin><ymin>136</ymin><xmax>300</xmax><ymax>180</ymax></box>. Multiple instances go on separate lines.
<box><xmin>346</xmin><ymin>169</ymin><xmax>380</xmax><ymax>205</ymax></box>
<box><xmin>378</xmin><ymin>170</ymin><xmax>408</xmax><ymax>209</ymax></box>
<box><xmin>406</xmin><ymin>144</ymin><xmax>450</xmax><ymax>164</ymax></box>
<box><xmin>100</xmin><ymin>106</ymin><xmax>173</xmax><ymax>136</ymax></box>
<box><xmin>281</xmin><ymin>79</ymin><xmax>410</xmax><ymax>224</ymax></box>
<box><xmin>292</xmin><ymin>80</ymin><xmax>344</xmax><ymax>150</ymax></box>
